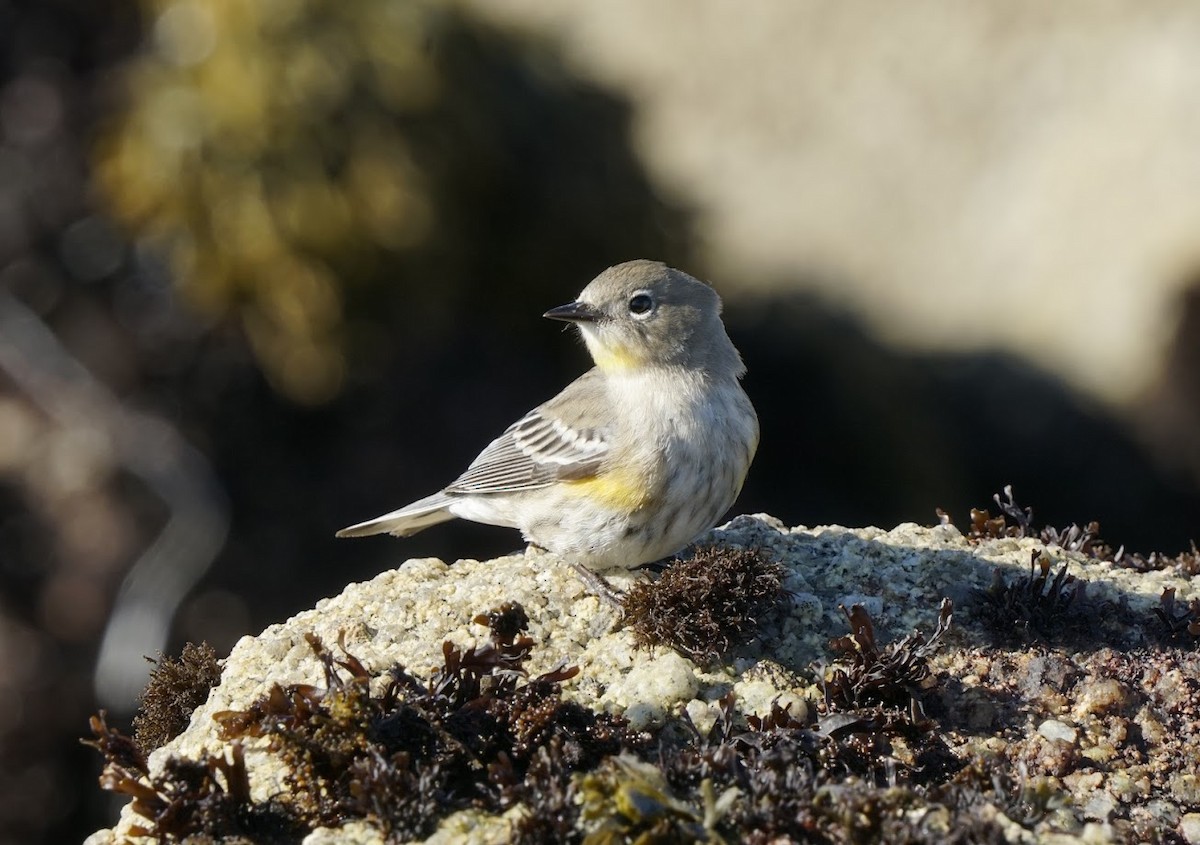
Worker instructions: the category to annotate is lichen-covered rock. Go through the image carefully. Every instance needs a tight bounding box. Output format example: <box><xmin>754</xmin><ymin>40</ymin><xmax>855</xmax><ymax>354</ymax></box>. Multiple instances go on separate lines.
<box><xmin>87</xmin><ymin>514</ymin><xmax>1200</xmax><ymax>843</ymax></box>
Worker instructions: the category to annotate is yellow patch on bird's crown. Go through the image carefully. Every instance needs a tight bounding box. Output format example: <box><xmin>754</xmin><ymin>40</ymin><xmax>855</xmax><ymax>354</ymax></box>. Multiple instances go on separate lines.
<box><xmin>564</xmin><ymin>470</ymin><xmax>652</xmax><ymax>512</ymax></box>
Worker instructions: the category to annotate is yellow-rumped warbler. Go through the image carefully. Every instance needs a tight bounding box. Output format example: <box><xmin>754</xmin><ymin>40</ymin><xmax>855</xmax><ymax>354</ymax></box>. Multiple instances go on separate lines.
<box><xmin>337</xmin><ymin>259</ymin><xmax>759</xmax><ymax>573</ymax></box>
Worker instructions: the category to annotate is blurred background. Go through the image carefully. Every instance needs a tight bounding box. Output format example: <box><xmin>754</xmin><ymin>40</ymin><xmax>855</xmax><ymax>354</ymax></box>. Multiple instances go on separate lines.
<box><xmin>2</xmin><ymin>0</ymin><xmax>1199</xmax><ymax>841</ymax></box>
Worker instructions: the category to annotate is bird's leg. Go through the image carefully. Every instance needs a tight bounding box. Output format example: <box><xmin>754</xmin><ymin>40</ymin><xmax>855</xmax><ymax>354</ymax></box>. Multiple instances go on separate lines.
<box><xmin>570</xmin><ymin>562</ymin><xmax>626</xmax><ymax>607</ymax></box>
<box><xmin>524</xmin><ymin>543</ymin><xmax>626</xmax><ymax>605</ymax></box>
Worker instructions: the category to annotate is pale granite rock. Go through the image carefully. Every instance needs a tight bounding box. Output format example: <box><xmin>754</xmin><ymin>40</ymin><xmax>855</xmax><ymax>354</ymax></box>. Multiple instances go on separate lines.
<box><xmin>87</xmin><ymin>514</ymin><xmax>1200</xmax><ymax>843</ymax></box>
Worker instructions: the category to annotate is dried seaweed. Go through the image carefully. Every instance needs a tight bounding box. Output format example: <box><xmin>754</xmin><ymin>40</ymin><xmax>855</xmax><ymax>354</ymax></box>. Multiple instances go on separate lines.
<box><xmin>85</xmin><ymin>595</ymin><xmax>1063</xmax><ymax>843</ymax></box>
<box><xmin>823</xmin><ymin>599</ymin><xmax>954</xmax><ymax>714</ymax></box>
<box><xmin>973</xmin><ymin>551</ymin><xmax>1091</xmax><ymax>645</ymax></box>
<box><xmin>939</xmin><ymin>485</ymin><xmax>1198</xmax><ymax>576</ymax></box>
<box><xmin>134</xmin><ymin>641</ymin><xmax>223</xmax><ymax>754</ymax></box>
<box><xmin>1154</xmin><ymin>587</ymin><xmax>1200</xmax><ymax>643</ymax></box>
<box><xmin>578</xmin><ymin>754</ymin><xmax>734</xmax><ymax>844</ymax></box>
<box><xmin>84</xmin><ymin>713</ymin><xmax>302</xmax><ymax>843</ymax></box>
<box><xmin>88</xmin><ymin>603</ymin><xmax>643</xmax><ymax>842</ymax></box>
<box><xmin>623</xmin><ymin>545</ymin><xmax>786</xmax><ymax>665</ymax></box>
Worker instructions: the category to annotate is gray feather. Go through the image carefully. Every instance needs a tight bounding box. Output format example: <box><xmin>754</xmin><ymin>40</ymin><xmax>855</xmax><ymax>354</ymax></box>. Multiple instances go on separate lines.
<box><xmin>444</xmin><ymin>369</ymin><xmax>612</xmax><ymax>494</ymax></box>
<box><xmin>335</xmin><ymin>491</ymin><xmax>456</xmax><ymax>538</ymax></box>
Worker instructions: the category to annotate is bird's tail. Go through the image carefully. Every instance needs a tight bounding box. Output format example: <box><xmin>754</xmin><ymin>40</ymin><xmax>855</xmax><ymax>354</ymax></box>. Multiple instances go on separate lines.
<box><xmin>335</xmin><ymin>492</ymin><xmax>457</xmax><ymax>538</ymax></box>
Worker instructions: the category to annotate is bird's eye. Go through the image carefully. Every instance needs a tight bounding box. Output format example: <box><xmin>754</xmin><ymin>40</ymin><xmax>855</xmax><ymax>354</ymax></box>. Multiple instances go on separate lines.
<box><xmin>628</xmin><ymin>293</ymin><xmax>654</xmax><ymax>315</ymax></box>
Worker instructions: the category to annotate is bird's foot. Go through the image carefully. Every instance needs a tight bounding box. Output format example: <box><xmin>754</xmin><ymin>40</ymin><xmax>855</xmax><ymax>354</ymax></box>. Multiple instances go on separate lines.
<box><xmin>570</xmin><ymin>562</ymin><xmax>626</xmax><ymax>607</ymax></box>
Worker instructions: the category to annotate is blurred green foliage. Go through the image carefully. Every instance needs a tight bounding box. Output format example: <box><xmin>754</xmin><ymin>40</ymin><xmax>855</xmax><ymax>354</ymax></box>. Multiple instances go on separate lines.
<box><xmin>98</xmin><ymin>0</ymin><xmax>429</xmax><ymax>402</ymax></box>
<box><xmin>94</xmin><ymin>0</ymin><xmax>688</xmax><ymax>404</ymax></box>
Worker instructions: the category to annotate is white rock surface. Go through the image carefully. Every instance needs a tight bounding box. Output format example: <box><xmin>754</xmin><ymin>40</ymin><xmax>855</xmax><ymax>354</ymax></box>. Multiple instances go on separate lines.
<box><xmin>88</xmin><ymin>514</ymin><xmax>1195</xmax><ymax>842</ymax></box>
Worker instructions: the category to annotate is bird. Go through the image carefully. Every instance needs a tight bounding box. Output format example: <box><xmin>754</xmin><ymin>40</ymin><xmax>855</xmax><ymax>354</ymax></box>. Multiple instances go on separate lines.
<box><xmin>336</xmin><ymin>259</ymin><xmax>759</xmax><ymax>577</ymax></box>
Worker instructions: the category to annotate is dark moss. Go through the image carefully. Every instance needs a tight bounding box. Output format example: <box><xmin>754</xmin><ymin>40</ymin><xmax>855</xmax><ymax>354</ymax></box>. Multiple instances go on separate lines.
<box><xmin>823</xmin><ymin>599</ymin><xmax>954</xmax><ymax>714</ymax></box>
<box><xmin>942</xmin><ymin>486</ymin><xmax>1107</xmax><ymax>555</ymax></box>
<box><xmin>210</xmin><ymin>605</ymin><xmax>644</xmax><ymax>841</ymax></box>
<box><xmin>1154</xmin><ymin>587</ymin><xmax>1200</xmax><ymax>643</ymax></box>
<box><xmin>578</xmin><ymin>753</ymin><xmax>733</xmax><ymax>843</ymax></box>
<box><xmin>84</xmin><ymin>712</ymin><xmax>147</xmax><ymax>778</ymax></box>
<box><xmin>941</xmin><ymin>486</ymin><xmax>1199</xmax><ymax>577</ymax></box>
<box><xmin>598</xmin><ymin>602</ymin><xmax>977</xmax><ymax>843</ymax></box>
<box><xmin>810</xmin><ymin>600</ymin><xmax>961</xmax><ymax>786</ymax></box>
<box><xmin>509</xmin><ymin>740</ymin><xmax>583</xmax><ymax>845</ymax></box>
<box><xmin>622</xmin><ymin>545</ymin><xmax>786</xmax><ymax>665</ymax></box>
<box><xmin>133</xmin><ymin>642</ymin><xmax>224</xmax><ymax>754</ymax></box>
<box><xmin>85</xmin><ymin>714</ymin><xmax>303</xmax><ymax>844</ymax></box>
<box><xmin>87</xmin><ymin>603</ymin><xmax>650</xmax><ymax>842</ymax></box>
<box><xmin>638</xmin><ymin>684</ymin><xmax>1020</xmax><ymax>844</ymax></box>
<box><xmin>473</xmin><ymin>601</ymin><xmax>531</xmax><ymax>644</ymax></box>
<box><xmin>1115</xmin><ymin>541</ymin><xmax>1200</xmax><ymax>577</ymax></box>
<box><xmin>86</xmin><ymin>593</ymin><xmax>1100</xmax><ymax>842</ymax></box>
<box><xmin>972</xmin><ymin>551</ymin><xmax>1095</xmax><ymax>646</ymax></box>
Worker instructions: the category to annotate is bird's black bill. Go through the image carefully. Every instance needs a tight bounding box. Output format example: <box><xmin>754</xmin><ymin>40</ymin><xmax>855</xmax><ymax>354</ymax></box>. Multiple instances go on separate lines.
<box><xmin>543</xmin><ymin>301</ymin><xmax>601</xmax><ymax>323</ymax></box>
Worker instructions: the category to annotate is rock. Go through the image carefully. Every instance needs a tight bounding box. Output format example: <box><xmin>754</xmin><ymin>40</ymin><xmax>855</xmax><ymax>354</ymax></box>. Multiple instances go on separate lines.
<box><xmin>1038</xmin><ymin>719</ymin><xmax>1079</xmax><ymax>744</ymax></box>
<box><xmin>1180</xmin><ymin>813</ymin><xmax>1200</xmax><ymax>845</ymax></box>
<box><xmin>85</xmin><ymin>515</ymin><xmax>1200</xmax><ymax>843</ymax></box>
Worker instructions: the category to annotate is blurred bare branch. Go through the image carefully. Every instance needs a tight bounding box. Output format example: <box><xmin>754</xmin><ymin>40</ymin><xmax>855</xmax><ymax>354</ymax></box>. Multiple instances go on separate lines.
<box><xmin>0</xmin><ymin>287</ymin><xmax>228</xmax><ymax>711</ymax></box>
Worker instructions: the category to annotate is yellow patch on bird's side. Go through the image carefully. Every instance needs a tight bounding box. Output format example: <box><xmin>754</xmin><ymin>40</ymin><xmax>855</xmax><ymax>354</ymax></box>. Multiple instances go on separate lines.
<box><xmin>564</xmin><ymin>470</ymin><xmax>652</xmax><ymax>512</ymax></box>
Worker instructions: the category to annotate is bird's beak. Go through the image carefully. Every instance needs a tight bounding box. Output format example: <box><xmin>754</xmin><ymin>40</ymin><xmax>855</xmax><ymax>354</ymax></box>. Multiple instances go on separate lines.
<box><xmin>543</xmin><ymin>300</ymin><xmax>601</xmax><ymax>323</ymax></box>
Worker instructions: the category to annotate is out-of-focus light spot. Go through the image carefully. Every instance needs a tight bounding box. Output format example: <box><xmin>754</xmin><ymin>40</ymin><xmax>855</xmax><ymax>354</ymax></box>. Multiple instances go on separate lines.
<box><xmin>145</xmin><ymin>84</ymin><xmax>205</xmax><ymax>152</ymax></box>
<box><xmin>198</xmin><ymin>49</ymin><xmax>269</xmax><ymax>148</ymax></box>
<box><xmin>92</xmin><ymin>0</ymin><xmax>485</xmax><ymax>405</ymax></box>
<box><xmin>272</xmin><ymin>177</ymin><xmax>354</xmax><ymax>253</ymax></box>
<box><xmin>211</xmin><ymin>180</ymin><xmax>280</xmax><ymax>264</ymax></box>
<box><xmin>348</xmin><ymin>141</ymin><xmax>433</xmax><ymax>250</ymax></box>
<box><xmin>56</xmin><ymin>493</ymin><xmax>135</xmax><ymax>577</ymax></box>
<box><xmin>0</xmin><ymin>75</ymin><xmax>63</xmax><ymax>147</ymax></box>
<box><xmin>259</xmin><ymin>258</ymin><xmax>341</xmax><ymax>335</ymax></box>
<box><xmin>38</xmin><ymin>573</ymin><xmax>107</xmax><ymax>642</ymax></box>
<box><xmin>29</xmin><ymin>425</ymin><xmax>114</xmax><ymax>498</ymax></box>
<box><xmin>280</xmin><ymin>40</ymin><xmax>352</xmax><ymax>117</ymax></box>
<box><xmin>0</xmin><ymin>399</ymin><xmax>40</xmax><ymax>473</ymax></box>
<box><xmin>278</xmin><ymin>341</ymin><xmax>345</xmax><ymax>406</ymax></box>
<box><xmin>154</xmin><ymin>0</ymin><xmax>217</xmax><ymax>68</ymax></box>
<box><xmin>58</xmin><ymin>216</ymin><xmax>125</xmax><ymax>283</ymax></box>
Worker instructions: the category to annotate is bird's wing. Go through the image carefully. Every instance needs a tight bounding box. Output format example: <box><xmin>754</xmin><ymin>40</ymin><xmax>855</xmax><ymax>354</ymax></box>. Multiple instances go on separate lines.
<box><xmin>445</xmin><ymin>369</ymin><xmax>611</xmax><ymax>494</ymax></box>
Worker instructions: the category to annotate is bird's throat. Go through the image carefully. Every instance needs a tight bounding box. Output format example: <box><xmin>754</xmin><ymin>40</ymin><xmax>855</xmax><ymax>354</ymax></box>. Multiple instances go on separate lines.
<box><xmin>585</xmin><ymin>336</ymin><xmax>644</xmax><ymax>373</ymax></box>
